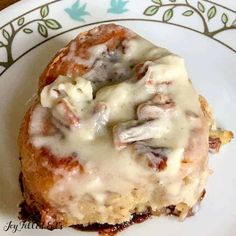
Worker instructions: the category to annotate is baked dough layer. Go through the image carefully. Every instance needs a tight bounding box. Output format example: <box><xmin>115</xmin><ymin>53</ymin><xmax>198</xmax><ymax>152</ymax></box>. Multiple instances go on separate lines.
<box><xmin>18</xmin><ymin>24</ymin><xmax>211</xmax><ymax>228</ymax></box>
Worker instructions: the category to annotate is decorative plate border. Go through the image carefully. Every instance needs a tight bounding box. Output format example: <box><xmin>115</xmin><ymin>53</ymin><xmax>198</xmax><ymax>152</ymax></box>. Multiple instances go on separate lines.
<box><xmin>0</xmin><ymin>0</ymin><xmax>235</xmax><ymax>77</ymax></box>
<box><xmin>144</xmin><ymin>0</ymin><xmax>236</xmax><ymax>37</ymax></box>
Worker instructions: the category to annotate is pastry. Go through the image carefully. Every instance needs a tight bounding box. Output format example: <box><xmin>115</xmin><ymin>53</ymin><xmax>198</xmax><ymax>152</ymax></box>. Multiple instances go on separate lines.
<box><xmin>18</xmin><ymin>24</ymin><xmax>233</xmax><ymax>232</ymax></box>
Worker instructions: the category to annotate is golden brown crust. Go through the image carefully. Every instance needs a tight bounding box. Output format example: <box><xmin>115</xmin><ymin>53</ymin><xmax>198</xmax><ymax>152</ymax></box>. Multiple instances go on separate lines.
<box><xmin>199</xmin><ymin>95</ymin><xmax>233</xmax><ymax>152</ymax></box>
<box><xmin>38</xmin><ymin>24</ymin><xmax>130</xmax><ymax>91</ymax></box>
<box><xmin>18</xmin><ymin>24</ymin><xmax>230</xmax><ymax>230</ymax></box>
<box><xmin>18</xmin><ymin>102</ymin><xmax>83</xmax><ymax>227</ymax></box>
<box><xmin>199</xmin><ymin>95</ymin><xmax>214</xmax><ymax>129</ymax></box>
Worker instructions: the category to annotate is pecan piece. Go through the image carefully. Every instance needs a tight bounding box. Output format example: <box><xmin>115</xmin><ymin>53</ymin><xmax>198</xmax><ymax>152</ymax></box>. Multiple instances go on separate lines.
<box><xmin>147</xmin><ymin>152</ymin><xmax>167</xmax><ymax>171</ymax></box>
<box><xmin>210</xmin><ymin>129</ymin><xmax>233</xmax><ymax>145</ymax></box>
<box><xmin>152</xmin><ymin>93</ymin><xmax>171</xmax><ymax>104</ymax></box>
<box><xmin>137</xmin><ymin>94</ymin><xmax>175</xmax><ymax>121</ymax></box>
<box><xmin>113</xmin><ymin>118</ymin><xmax>171</xmax><ymax>149</ymax></box>
<box><xmin>135</xmin><ymin>144</ymin><xmax>167</xmax><ymax>171</ymax></box>
<box><xmin>209</xmin><ymin>136</ymin><xmax>222</xmax><ymax>153</ymax></box>
<box><xmin>134</xmin><ymin>63</ymin><xmax>148</xmax><ymax>80</ymax></box>
<box><xmin>137</xmin><ymin>104</ymin><xmax>162</xmax><ymax>121</ymax></box>
<box><xmin>137</xmin><ymin>101</ymin><xmax>175</xmax><ymax>121</ymax></box>
<box><xmin>113</xmin><ymin>121</ymin><xmax>138</xmax><ymax>149</ymax></box>
<box><xmin>42</xmin><ymin>114</ymin><xmax>58</xmax><ymax>136</ymax></box>
<box><xmin>208</xmin><ymin>129</ymin><xmax>233</xmax><ymax>153</ymax></box>
<box><xmin>51</xmin><ymin>99</ymin><xmax>80</xmax><ymax>128</ymax></box>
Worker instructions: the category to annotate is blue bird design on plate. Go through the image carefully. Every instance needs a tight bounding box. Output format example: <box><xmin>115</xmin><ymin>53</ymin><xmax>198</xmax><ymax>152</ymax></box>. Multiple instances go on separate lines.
<box><xmin>65</xmin><ymin>0</ymin><xmax>90</xmax><ymax>22</ymax></box>
<box><xmin>107</xmin><ymin>0</ymin><xmax>129</xmax><ymax>14</ymax></box>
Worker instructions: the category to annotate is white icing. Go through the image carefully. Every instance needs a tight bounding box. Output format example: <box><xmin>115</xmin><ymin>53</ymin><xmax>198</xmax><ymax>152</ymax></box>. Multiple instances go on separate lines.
<box><xmin>29</xmin><ymin>105</ymin><xmax>48</xmax><ymax>135</ymax></box>
<box><xmin>63</xmin><ymin>41</ymin><xmax>107</xmax><ymax>67</ymax></box>
<box><xmin>29</xmin><ymin>31</ymin><xmax>209</xmax><ymax>220</ymax></box>
<box><xmin>41</xmin><ymin>76</ymin><xmax>93</xmax><ymax>108</ymax></box>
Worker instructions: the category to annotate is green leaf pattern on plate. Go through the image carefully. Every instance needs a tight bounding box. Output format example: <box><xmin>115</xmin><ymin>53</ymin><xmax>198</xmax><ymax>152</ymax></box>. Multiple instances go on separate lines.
<box><xmin>40</xmin><ymin>5</ymin><xmax>49</xmax><ymax>18</ymax></box>
<box><xmin>221</xmin><ymin>13</ymin><xmax>228</xmax><ymax>25</ymax></box>
<box><xmin>207</xmin><ymin>6</ymin><xmax>216</xmax><ymax>20</ymax></box>
<box><xmin>151</xmin><ymin>0</ymin><xmax>162</xmax><ymax>6</ymax></box>
<box><xmin>144</xmin><ymin>6</ymin><xmax>159</xmax><ymax>16</ymax></box>
<box><xmin>0</xmin><ymin>3</ymin><xmax>61</xmax><ymax>71</ymax></box>
<box><xmin>143</xmin><ymin>0</ymin><xmax>236</xmax><ymax>38</ymax></box>
<box><xmin>17</xmin><ymin>18</ymin><xmax>25</xmax><ymax>26</ymax></box>
<box><xmin>182</xmin><ymin>10</ymin><xmax>194</xmax><ymax>17</ymax></box>
<box><xmin>197</xmin><ymin>2</ymin><xmax>205</xmax><ymax>13</ymax></box>
<box><xmin>23</xmin><ymin>28</ymin><xmax>33</xmax><ymax>34</ymax></box>
<box><xmin>2</xmin><ymin>29</ymin><xmax>10</xmax><ymax>41</ymax></box>
<box><xmin>38</xmin><ymin>23</ymin><xmax>48</xmax><ymax>37</ymax></box>
<box><xmin>45</xmin><ymin>19</ymin><xmax>62</xmax><ymax>29</ymax></box>
<box><xmin>163</xmin><ymin>9</ymin><xmax>173</xmax><ymax>22</ymax></box>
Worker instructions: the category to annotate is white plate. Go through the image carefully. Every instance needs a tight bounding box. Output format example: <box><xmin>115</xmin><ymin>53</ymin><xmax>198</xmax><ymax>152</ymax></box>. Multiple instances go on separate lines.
<box><xmin>0</xmin><ymin>0</ymin><xmax>236</xmax><ymax>235</ymax></box>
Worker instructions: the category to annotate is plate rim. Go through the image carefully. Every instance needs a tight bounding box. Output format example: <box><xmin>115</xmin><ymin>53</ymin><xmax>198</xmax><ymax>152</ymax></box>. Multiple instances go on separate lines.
<box><xmin>0</xmin><ymin>0</ymin><xmax>235</xmax><ymax>77</ymax></box>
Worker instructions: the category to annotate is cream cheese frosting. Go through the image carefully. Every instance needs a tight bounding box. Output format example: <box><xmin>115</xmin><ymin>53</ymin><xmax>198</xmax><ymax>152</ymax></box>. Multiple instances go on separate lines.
<box><xmin>29</xmin><ymin>32</ymin><xmax>209</xmax><ymax>223</ymax></box>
